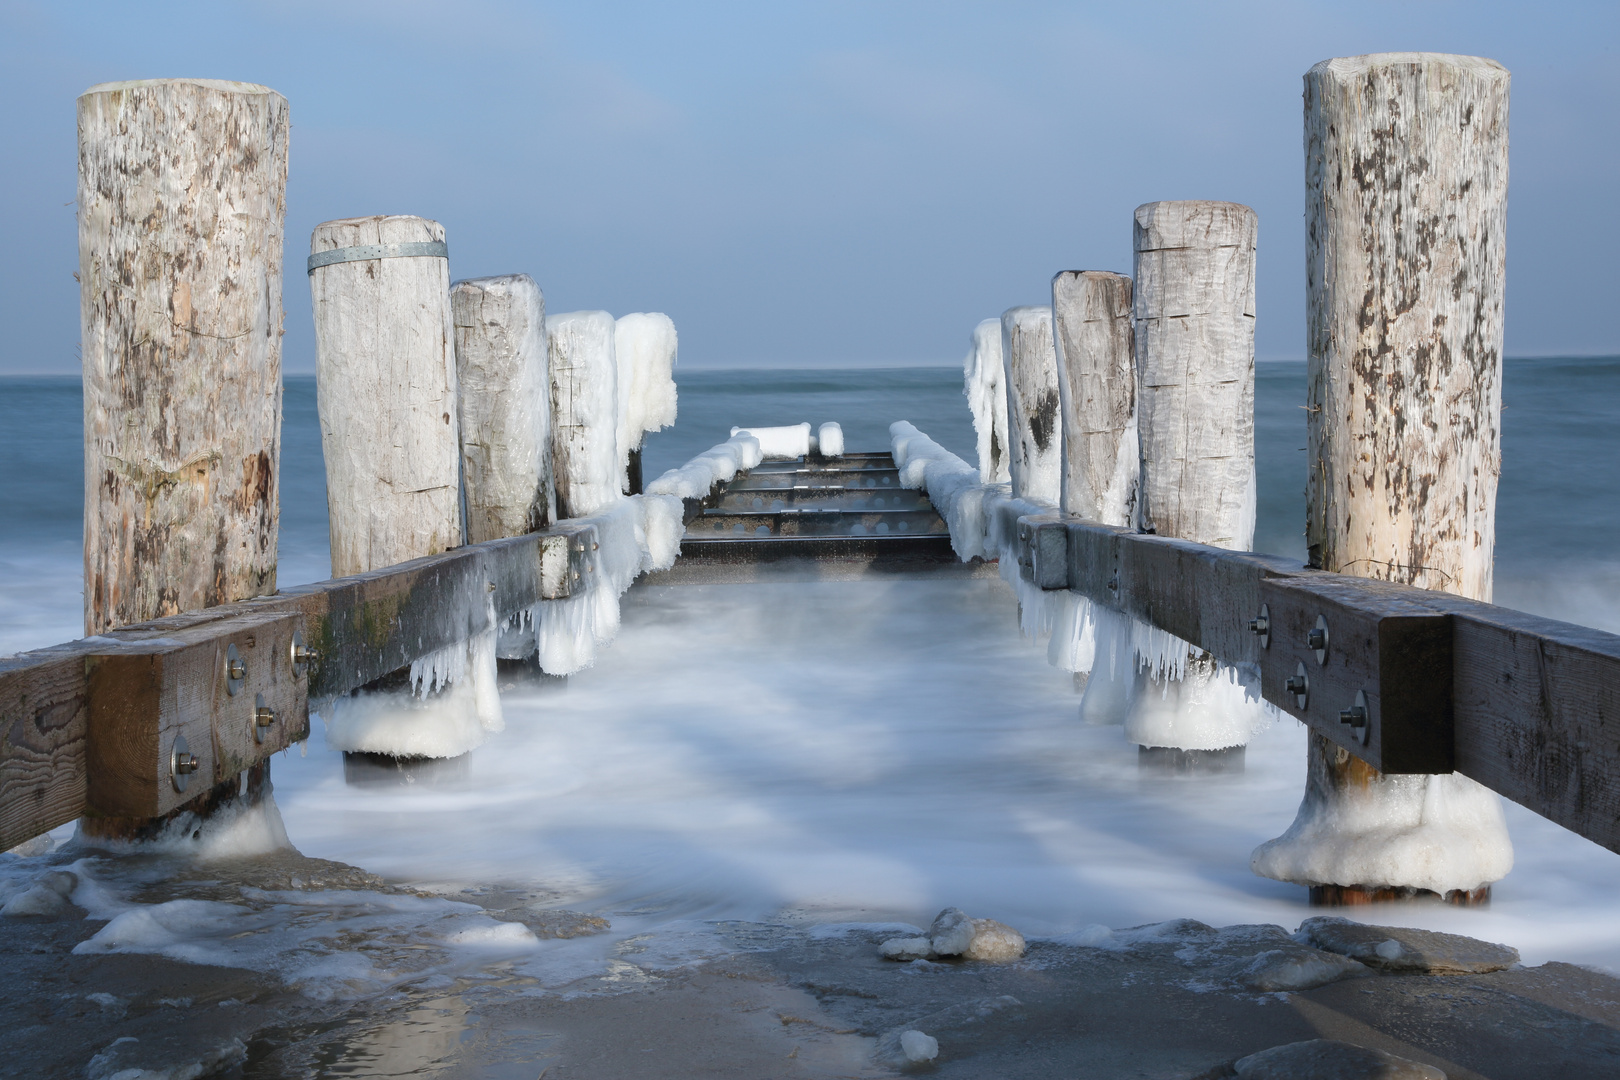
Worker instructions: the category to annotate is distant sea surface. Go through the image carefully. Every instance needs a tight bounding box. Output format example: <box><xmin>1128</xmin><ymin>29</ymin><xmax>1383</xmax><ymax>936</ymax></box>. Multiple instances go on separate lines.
<box><xmin>1</xmin><ymin>358</ymin><xmax>1617</xmax><ymax>651</ymax></box>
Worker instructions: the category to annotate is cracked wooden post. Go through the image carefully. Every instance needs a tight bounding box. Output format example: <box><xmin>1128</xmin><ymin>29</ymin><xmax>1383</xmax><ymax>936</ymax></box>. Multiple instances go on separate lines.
<box><xmin>77</xmin><ymin>78</ymin><xmax>289</xmax><ymax>836</ymax></box>
<box><xmin>999</xmin><ymin>306</ymin><xmax>1061</xmax><ymax>504</ymax></box>
<box><xmin>79</xmin><ymin>80</ymin><xmax>288</xmax><ymax>636</ymax></box>
<box><xmin>1051</xmin><ymin>271</ymin><xmax>1138</xmax><ymax>722</ymax></box>
<box><xmin>1123</xmin><ymin>201</ymin><xmax>1262</xmax><ymax>763</ymax></box>
<box><xmin>1252</xmin><ymin>53</ymin><xmax>1513</xmax><ymax>906</ymax></box>
<box><xmin>310</xmin><ymin>216</ymin><xmax>462</xmax><ymax>578</ymax></box>
<box><xmin>452</xmin><ymin>274</ymin><xmax>555</xmax><ymax>544</ymax></box>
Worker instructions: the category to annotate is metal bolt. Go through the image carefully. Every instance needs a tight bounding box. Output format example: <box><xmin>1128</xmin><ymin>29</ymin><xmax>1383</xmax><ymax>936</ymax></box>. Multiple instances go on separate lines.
<box><xmin>1286</xmin><ymin>675</ymin><xmax>1307</xmax><ymax>694</ymax></box>
<box><xmin>175</xmin><ymin>752</ymin><xmax>198</xmax><ymax>773</ymax></box>
<box><xmin>1339</xmin><ymin>705</ymin><xmax>1367</xmax><ymax>728</ymax></box>
<box><xmin>1308</xmin><ymin>628</ymin><xmax>1326</xmax><ymax>650</ymax></box>
<box><xmin>1340</xmin><ymin>689</ymin><xmax>1370</xmax><ymax>746</ymax></box>
<box><xmin>225</xmin><ymin>643</ymin><xmax>246</xmax><ymax>696</ymax></box>
<box><xmin>1310</xmin><ymin>615</ymin><xmax>1330</xmax><ymax>666</ymax></box>
<box><xmin>1249</xmin><ymin>605</ymin><xmax>1270</xmax><ymax>649</ymax></box>
<box><xmin>1287</xmin><ymin>661</ymin><xmax>1310</xmax><ymax>710</ymax></box>
<box><xmin>254</xmin><ymin>693</ymin><xmax>276</xmax><ymax>745</ymax></box>
<box><xmin>171</xmin><ymin>733</ymin><xmax>197</xmax><ymax>793</ymax></box>
<box><xmin>289</xmin><ymin>631</ymin><xmax>313</xmax><ymax>678</ymax></box>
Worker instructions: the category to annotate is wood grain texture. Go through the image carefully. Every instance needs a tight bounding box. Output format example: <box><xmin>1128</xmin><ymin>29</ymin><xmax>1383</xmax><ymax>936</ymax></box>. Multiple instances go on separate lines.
<box><xmin>452</xmin><ymin>274</ymin><xmax>555</xmax><ymax>543</ymax></box>
<box><xmin>999</xmin><ymin>306</ymin><xmax>1061</xmax><ymax>504</ymax></box>
<box><xmin>1304</xmin><ymin>53</ymin><xmax>1509</xmax><ymax>598</ymax></box>
<box><xmin>78</xmin><ymin>79</ymin><xmax>288</xmax><ymax>635</ymax></box>
<box><xmin>1133</xmin><ymin>200</ymin><xmax>1257</xmax><ymax>550</ymax></box>
<box><xmin>1051</xmin><ymin>271</ymin><xmax>1135</xmax><ymax>525</ymax></box>
<box><xmin>964</xmin><ymin>319</ymin><xmax>1011</xmax><ymax>484</ymax></box>
<box><xmin>310</xmin><ymin>215</ymin><xmax>461</xmax><ymax>577</ymax></box>
<box><xmin>546</xmin><ymin>311</ymin><xmax>620</xmax><ymax>519</ymax></box>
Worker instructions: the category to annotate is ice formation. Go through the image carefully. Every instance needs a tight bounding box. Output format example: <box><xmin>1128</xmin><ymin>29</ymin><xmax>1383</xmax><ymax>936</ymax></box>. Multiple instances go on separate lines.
<box><xmin>900</xmin><ymin>1031</ymin><xmax>939</xmax><ymax>1063</ymax></box>
<box><xmin>730</xmin><ymin>423</ymin><xmax>811</xmax><ymax>459</ymax></box>
<box><xmin>964</xmin><ymin>318</ymin><xmax>1011</xmax><ymax>484</ymax></box>
<box><xmin>818</xmin><ymin>422</ymin><xmax>844</xmax><ymax>458</ymax></box>
<box><xmin>1251</xmin><ymin>741</ymin><xmax>1514</xmax><ymax>895</ymax></box>
<box><xmin>614</xmin><ymin>312</ymin><xmax>679</xmax><ymax>487</ymax></box>
<box><xmin>547</xmin><ymin>310</ymin><xmax>621</xmax><ymax>518</ymax></box>
<box><xmin>645</xmin><ymin>434</ymin><xmax>763</xmax><ymax>500</ymax></box>
<box><xmin>1000</xmin><ymin>305</ymin><xmax>1062</xmax><ymax>504</ymax></box>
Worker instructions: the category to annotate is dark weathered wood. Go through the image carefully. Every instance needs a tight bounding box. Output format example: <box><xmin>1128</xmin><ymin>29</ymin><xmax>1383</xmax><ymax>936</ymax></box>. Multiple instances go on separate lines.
<box><xmin>0</xmin><ymin>521</ymin><xmax>597</xmax><ymax>850</ymax></box>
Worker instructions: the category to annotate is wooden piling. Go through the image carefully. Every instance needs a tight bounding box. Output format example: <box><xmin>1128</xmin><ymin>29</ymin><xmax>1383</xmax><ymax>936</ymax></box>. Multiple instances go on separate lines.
<box><xmin>547</xmin><ymin>311</ymin><xmax>620</xmax><ymax>520</ymax></box>
<box><xmin>999</xmin><ymin>306</ymin><xmax>1061</xmax><ymax>504</ymax></box>
<box><xmin>1050</xmin><ymin>272</ymin><xmax>1136</xmax><ymax>525</ymax></box>
<box><xmin>1253</xmin><ymin>53</ymin><xmax>1513</xmax><ymax>904</ymax></box>
<box><xmin>451</xmin><ymin>274</ymin><xmax>555</xmax><ymax>544</ymax></box>
<box><xmin>78</xmin><ymin>79</ymin><xmax>288</xmax><ymax>635</ymax></box>
<box><xmin>965</xmin><ymin>319</ymin><xmax>1011</xmax><ymax>485</ymax></box>
<box><xmin>309</xmin><ymin>216</ymin><xmax>462</xmax><ymax>576</ymax></box>
<box><xmin>614</xmin><ymin>313</ymin><xmax>679</xmax><ymax>496</ymax></box>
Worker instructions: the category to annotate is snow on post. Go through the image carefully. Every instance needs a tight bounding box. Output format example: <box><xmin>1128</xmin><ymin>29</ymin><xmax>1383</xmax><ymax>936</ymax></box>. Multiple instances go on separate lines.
<box><xmin>963</xmin><ymin>319</ymin><xmax>1011</xmax><ymax>484</ymax></box>
<box><xmin>311</xmin><ymin>216</ymin><xmax>501</xmax><ymax>758</ymax></box>
<box><xmin>999</xmin><ymin>306</ymin><xmax>1061</xmax><ymax>505</ymax></box>
<box><xmin>1050</xmin><ymin>271</ymin><xmax>1138</xmax><ymax>718</ymax></box>
<box><xmin>79</xmin><ymin>79</ymin><xmax>288</xmax><ymax>635</ymax></box>
<box><xmin>547</xmin><ymin>311</ymin><xmax>621</xmax><ymax>519</ymax></box>
<box><xmin>1120</xmin><ymin>201</ymin><xmax>1262</xmax><ymax>748</ymax></box>
<box><xmin>452</xmin><ymin>274</ymin><xmax>555</xmax><ymax>544</ymax></box>
<box><xmin>1252</xmin><ymin>53</ymin><xmax>1514</xmax><ymax>903</ymax></box>
<box><xmin>613</xmin><ymin>313</ymin><xmax>679</xmax><ymax>494</ymax></box>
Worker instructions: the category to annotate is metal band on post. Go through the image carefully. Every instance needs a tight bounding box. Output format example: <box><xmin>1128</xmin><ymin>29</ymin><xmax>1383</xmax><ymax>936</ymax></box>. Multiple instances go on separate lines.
<box><xmin>306</xmin><ymin>241</ymin><xmax>448</xmax><ymax>274</ymax></box>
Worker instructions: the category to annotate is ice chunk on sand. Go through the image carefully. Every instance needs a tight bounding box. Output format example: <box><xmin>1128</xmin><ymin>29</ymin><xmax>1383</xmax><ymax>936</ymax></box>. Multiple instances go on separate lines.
<box><xmin>1217</xmin><ymin>945</ymin><xmax>1367</xmax><ymax>992</ymax></box>
<box><xmin>731</xmin><ymin>423</ymin><xmax>810</xmax><ymax>459</ymax></box>
<box><xmin>547</xmin><ymin>310</ymin><xmax>621</xmax><ymax>518</ymax></box>
<box><xmin>1295</xmin><ymin>916</ymin><xmax>1519</xmax><ymax>975</ymax></box>
<box><xmin>963</xmin><ymin>919</ymin><xmax>1026</xmax><ymax>962</ymax></box>
<box><xmin>818</xmin><ymin>421</ymin><xmax>844</xmax><ymax>457</ymax></box>
<box><xmin>929</xmin><ymin>907</ymin><xmax>975</xmax><ymax>955</ymax></box>
<box><xmin>879</xmin><ymin>936</ymin><xmax>935</xmax><ymax>961</ymax></box>
<box><xmin>900</xmin><ymin>1030</ymin><xmax>939</xmax><ymax>1063</ymax></box>
<box><xmin>2</xmin><ymin>881</ymin><xmax>67</xmax><ymax>917</ymax></box>
<box><xmin>1234</xmin><ymin>1039</ymin><xmax>1445</xmax><ymax>1079</ymax></box>
<box><xmin>614</xmin><ymin>312</ymin><xmax>679</xmax><ymax>485</ymax></box>
<box><xmin>964</xmin><ymin>318</ymin><xmax>1011</xmax><ymax>484</ymax></box>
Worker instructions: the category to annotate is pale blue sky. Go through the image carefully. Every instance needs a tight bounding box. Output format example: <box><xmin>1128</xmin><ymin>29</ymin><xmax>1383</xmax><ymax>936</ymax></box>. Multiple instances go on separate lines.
<box><xmin>2</xmin><ymin>1</ymin><xmax>1615</xmax><ymax>372</ymax></box>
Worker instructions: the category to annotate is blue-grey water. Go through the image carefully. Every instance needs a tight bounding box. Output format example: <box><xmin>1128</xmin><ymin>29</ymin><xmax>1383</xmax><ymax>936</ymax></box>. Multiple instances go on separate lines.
<box><xmin>4</xmin><ymin>359</ymin><xmax>1617</xmax><ymax>650</ymax></box>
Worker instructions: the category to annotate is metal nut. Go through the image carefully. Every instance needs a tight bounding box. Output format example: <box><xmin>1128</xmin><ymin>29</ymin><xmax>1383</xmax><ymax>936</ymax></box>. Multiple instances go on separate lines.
<box><xmin>254</xmin><ymin>693</ymin><xmax>277</xmax><ymax>745</ymax></box>
<box><xmin>1249</xmin><ymin>605</ymin><xmax>1270</xmax><ymax>649</ymax></box>
<box><xmin>1310</xmin><ymin>615</ymin><xmax>1330</xmax><ymax>666</ymax></box>
<box><xmin>1287</xmin><ymin>662</ymin><xmax>1309</xmax><ymax>710</ymax></box>
<box><xmin>225</xmin><ymin>643</ymin><xmax>246</xmax><ymax>696</ymax></box>
<box><xmin>171</xmin><ymin>734</ymin><xmax>197</xmax><ymax>793</ymax></box>
<box><xmin>1340</xmin><ymin>689</ymin><xmax>1370</xmax><ymax>746</ymax></box>
<box><xmin>289</xmin><ymin>630</ymin><xmax>313</xmax><ymax>679</ymax></box>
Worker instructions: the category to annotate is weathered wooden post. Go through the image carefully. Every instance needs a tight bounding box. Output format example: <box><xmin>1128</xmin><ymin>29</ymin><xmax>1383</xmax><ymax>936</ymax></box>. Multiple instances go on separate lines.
<box><xmin>78</xmin><ymin>78</ymin><xmax>289</xmax><ymax>833</ymax></box>
<box><xmin>547</xmin><ymin>311</ymin><xmax>621</xmax><ymax>519</ymax></box>
<box><xmin>451</xmin><ymin>274</ymin><xmax>554</xmax><ymax>543</ymax></box>
<box><xmin>1051</xmin><ymin>271</ymin><xmax>1138</xmax><ymax>721</ymax></box>
<box><xmin>964</xmin><ymin>319</ymin><xmax>1011</xmax><ymax>484</ymax></box>
<box><xmin>1123</xmin><ymin>201</ymin><xmax>1263</xmax><ymax>759</ymax></box>
<box><xmin>310</xmin><ymin>216</ymin><xmax>462</xmax><ymax>576</ymax></box>
<box><xmin>999</xmin><ymin>306</ymin><xmax>1061</xmax><ymax>504</ymax></box>
<box><xmin>614</xmin><ymin>312</ymin><xmax>679</xmax><ymax>496</ymax></box>
<box><xmin>79</xmin><ymin>80</ymin><xmax>288</xmax><ymax>634</ymax></box>
<box><xmin>1252</xmin><ymin>53</ymin><xmax>1513</xmax><ymax>905</ymax></box>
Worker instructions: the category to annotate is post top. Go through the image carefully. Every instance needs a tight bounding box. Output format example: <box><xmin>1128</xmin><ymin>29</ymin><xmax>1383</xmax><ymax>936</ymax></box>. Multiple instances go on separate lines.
<box><xmin>1134</xmin><ymin>201</ymin><xmax>1257</xmax><ymax>251</ymax></box>
<box><xmin>1308</xmin><ymin>53</ymin><xmax>1508</xmax><ymax>82</ymax></box>
<box><xmin>1052</xmin><ymin>269</ymin><xmax>1131</xmax><ymax>285</ymax></box>
<box><xmin>1000</xmin><ymin>305</ymin><xmax>1052</xmax><ymax>327</ymax></box>
<box><xmin>80</xmin><ymin>78</ymin><xmax>280</xmax><ymax>99</ymax></box>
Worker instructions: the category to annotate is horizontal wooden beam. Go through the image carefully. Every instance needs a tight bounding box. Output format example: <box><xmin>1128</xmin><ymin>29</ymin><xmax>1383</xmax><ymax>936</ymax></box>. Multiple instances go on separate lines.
<box><xmin>1017</xmin><ymin>512</ymin><xmax>1620</xmax><ymax>854</ymax></box>
<box><xmin>0</xmin><ymin>522</ymin><xmax>599</xmax><ymax>851</ymax></box>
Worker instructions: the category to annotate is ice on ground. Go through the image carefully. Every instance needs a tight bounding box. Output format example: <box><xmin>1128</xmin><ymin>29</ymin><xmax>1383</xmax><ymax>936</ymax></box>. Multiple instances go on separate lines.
<box><xmin>1253</xmin><ymin>764</ymin><xmax>1515</xmax><ymax>895</ymax></box>
<box><xmin>964</xmin><ymin>318</ymin><xmax>1011</xmax><ymax>484</ymax></box>
<box><xmin>730</xmin><ymin>423</ymin><xmax>810</xmax><ymax>459</ymax></box>
<box><xmin>547</xmin><ymin>310</ymin><xmax>621</xmax><ymax>519</ymax></box>
<box><xmin>645</xmin><ymin>434</ymin><xmax>762</xmax><ymax>500</ymax></box>
<box><xmin>900</xmin><ymin>1030</ymin><xmax>939</xmax><ymax>1063</ymax></box>
<box><xmin>614</xmin><ymin>313</ymin><xmax>679</xmax><ymax>486</ymax></box>
<box><xmin>1124</xmin><ymin>654</ymin><xmax>1272</xmax><ymax>752</ymax></box>
<box><xmin>818</xmin><ymin>421</ymin><xmax>844</xmax><ymax>458</ymax></box>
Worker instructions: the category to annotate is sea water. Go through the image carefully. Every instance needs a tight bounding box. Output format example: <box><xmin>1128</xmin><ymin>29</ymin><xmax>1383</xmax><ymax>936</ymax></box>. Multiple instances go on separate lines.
<box><xmin>4</xmin><ymin>360</ymin><xmax>1620</xmax><ymax>987</ymax></box>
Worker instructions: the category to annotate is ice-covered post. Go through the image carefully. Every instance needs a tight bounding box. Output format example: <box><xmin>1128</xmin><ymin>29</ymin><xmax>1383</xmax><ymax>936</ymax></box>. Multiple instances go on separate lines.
<box><xmin>1252</xmin><ymin>53</ymin><xmax>1513</xmax><ymax>905</ymax></box>
<box><xmin>547</xmin><ymin>311</ymin><xmax>621</xmax><ymax>519</ymax></box>
<box><xmin>614</xmin><ymin>313</ymin><xmax>679</xmax><ymax>496</ymax></box>
<box><xmin>964</xmin><ymin>319</ymin><xmax>1011</xmax><ymax>484</ymax></box>
<box><xmin>79</xmin><ymin>80</ymin><xmax>288</xmax><ymax>635</ymax></box>
<box><xmin>999</xmin><ymin>306</ymin><xmax>1061</xmax><ymax>504</ymax></box>
<box><xmin>310</xmin><ymin>216</ymin><xmax>462</xmax><ymax>576</ymax></box>
<box><xmin>1123</xmin><ymin>201</ymin><xmax>1261</xmax><ymax>760</ymax></box>
<box><xmin>452</xmin><ymin>274</ymin><xmax>555</xmax><ymax>543</ymax></box>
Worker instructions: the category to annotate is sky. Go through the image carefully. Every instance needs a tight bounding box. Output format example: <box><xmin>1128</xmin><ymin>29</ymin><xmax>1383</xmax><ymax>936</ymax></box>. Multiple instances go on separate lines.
<box><xmin>1</xmin><ymin>0</ymin><xmax>1615</xmax><ymax>374</ymax></box>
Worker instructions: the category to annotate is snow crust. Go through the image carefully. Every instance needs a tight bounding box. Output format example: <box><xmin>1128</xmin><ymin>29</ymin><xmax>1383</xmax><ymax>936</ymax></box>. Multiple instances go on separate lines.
<box><xmin>547</xmin><ymin>310</ymin><xmax>621</xmax><ymax>518</ymax></box>
<box><xmin>1252</xmin><ymin>768</ymin><xmax>1514</xmax><ymax>894</ymax></box>
<box><xmin>818</xmin><ymin>422</ymin><xmax>844</xmax><ymax>458</ymax></box>
<box><xmin>730</xmin><ymin>423</ymin><xmax>811</xmax><ymax>459</ymax></box>
<box><xmin>645</xmin><ymin>434</ymin><xmax>762</xmax><ymax>500</ymax></box>
<box><xmin>614</xmin><ymin>312</ymin><xmax>679</xmax><ymax>484</ymax></box>
<box><xmin>964</xmin><ymin>318</ymin><xmax>1011</xmax><ymax>484</ymax></box>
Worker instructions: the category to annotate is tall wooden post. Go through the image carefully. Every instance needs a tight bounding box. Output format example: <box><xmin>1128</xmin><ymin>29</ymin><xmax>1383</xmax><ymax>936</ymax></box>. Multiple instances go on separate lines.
<box><xmin>452</xmin><ymin>274</ymin><xmax>554</xmax><ymax>544</ymax></box>
<box><xmin>614</xmin><ymin>312</ymin><xmax>679</xmax><ymax>497</ymax></box>
<box><xmin>547</xmin><ymin>311</ymin><xmax>621</xmax><ymax>520</ymax></box>
<box><xmin>1051</xmin><ymin>271</ymin><xmax>1136</xmax><ymax>525</ymax></box>
<box><xmin>1124</xmin><ymin>201</ymin><xmax>1262</xmax><ymax>755</ymax></box>
<box><xmin>1252</xmin><ymin>53</ymin><xmax>1513</xmax><ymax>904</ymax></box>
<box><xmin>964</xmin><ymin>319</ymin><xmax>1010</xmax><ymax>485</ymax></box>
<box><xmin>310</xmin><ymin>216</ymin><xmax>461</xmax><ymax>577</ymax></box>
<box><xmin>79</xmin><ymin>80</ymin><xmax>288</xmax><ymax>635</ymax></box>
<box><xmin>999</xmin><ymin>306</ymin><xmax>1061</xmax><ymax>504</ymax></box>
